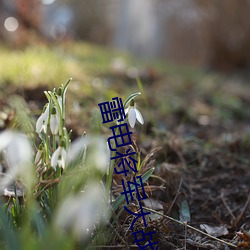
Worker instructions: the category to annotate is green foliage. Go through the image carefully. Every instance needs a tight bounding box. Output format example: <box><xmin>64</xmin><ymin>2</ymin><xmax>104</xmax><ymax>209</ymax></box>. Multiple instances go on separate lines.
<box><xmin>111</xmin><ymin>167</ymin><xmax>155</xmax><ymax>224</ymax></box>
<box><xmin>0</xmin><ymin>42</ymin><xmax>130</xmax><ymax>87</ymax></box>
<box><xmin>0</xmin><ymin>46</ymin><xmax>70</xmax><ymax>86</ymax></box>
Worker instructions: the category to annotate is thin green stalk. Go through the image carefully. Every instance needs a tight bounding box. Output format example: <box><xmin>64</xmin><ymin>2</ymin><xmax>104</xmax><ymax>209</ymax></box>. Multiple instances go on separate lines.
<box><xmin>106</xmin><ymin>126</ymin><xmax>119</xmax><ymax>197</ymax></box>
<box><xmin>106</xmin><ymin>92</ymin><xmax>142</xmax><ymax>197</ymax></box>
<box><xmin>52</xmin><ymin>134</ymin><xmax>56</xmax><ymax>152</ymax></box>
<box><xmin>48</xmin><ymin>92</ymin><xmax>63</xmax><ymax>136</ymax></box>
<box><xmin>61</xmin><ymin>78</ymin><xmax>72</xmax><ymax>126</ymax></box>
<box><xmin>43</xmin><ymin>92</ymin><xmax>53</xmax><ymax>163</ymax></box>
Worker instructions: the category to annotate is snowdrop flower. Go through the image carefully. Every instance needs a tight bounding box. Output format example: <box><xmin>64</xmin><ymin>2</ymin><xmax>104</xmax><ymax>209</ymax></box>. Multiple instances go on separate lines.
<box><xmin>35</xmin><ymin>144</ymin><xmax>43</xmax><ymax>164</ymax></box>
<box><xmin>55</xmin><ymin>182</ymin><xmax>109</xmax><ymax>240</ymax></box>
<box><xmin>67</xmin><ymin>135</ymin><xmax>109</xmax><ymax>173</ymax></box>
<box><xmin>67</xmin><ymin>136</ymin><xmax>87</xmax><ymax>164</ymax></box>
<box><xmin>36</xmin><ymin>103</ymin><xmax>50</xmax><ymax>133</ymax></box>
<box><xmin>125</xmin><ymin>99</ymin><xmax>144</xmax><ymax>128</ymax></box>
<box><xmin>50</xmin><ymin>106</ymin><xmax>59</xmax><ymax>135</ymax></box>
<box><xmin>51</xmin><ymin>142</ymin><xmax>67</xmax><ymax>169</ymax></box>
<box><xmin>57</xmin><ymin>87</ymin><xmax>63</xmax><ymax>111</ymax></box>
<box><xmin>0</xmin><ymin>130</ymin><xmax>33</xmax><ymax>190</ymax></box>
<box><xmin>89</xmin><ymin>137</ymin><xmax>110</xmax><ymax>172</ymax></box>
<box><xmin>57</xmin><ymin>95</ymin><xmax>63</xmax><ymax>112</ymax></box>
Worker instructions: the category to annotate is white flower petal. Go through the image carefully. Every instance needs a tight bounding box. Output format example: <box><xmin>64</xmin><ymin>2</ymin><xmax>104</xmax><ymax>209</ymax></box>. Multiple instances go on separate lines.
<box><xmin>128</xmin><ymin>108</ymin><xmax>136</xmax><ymax>128</ymax></box>
<box><xmin>67</xmin><ymin>137</ymin><xmax>87</xmax><ymax>163</ymax></box>
<box><xmin>60</xmin><ymin>148</ymin><xmax>67</xmax><ymax>169</ymax></box>
<box><xmin>61</xmin><ymin>148</ymin><xmax>67</xmax><ymax>161</ymax></box>
<box><xmin>135</xmin><ymin>109</ymin><xmax>144</xmax><ymax>125</ymax></box>
<box><xmin>36</xmin><ymin>113</ymin><xmax>45</xmax><ymax>133</ymax></box>
<box><xmin>44</xmin><ymin>104</ymin><xmax>50</xmax><ymax>118</ymax></box>
<box><xmin>58</xmin><ymin>159</ymin><xmax>64</xmax><ymax>169</ymax></box>
<box><xmin>92</xmin><ymin>137</ymin><xmax>109</xmax><ymax>172</ymax></box>
<box><xmin>41</xmin><ymin>121</ymin><xmax>48</xmax><ymax>133</ymax></box>
<box><xmin>51</xmin><ymin>147</ymin><xmax>61</xmax><ymax>168</ymax></box>
<box><xmin>55</xmin><ymin>195</ymin><xmax>79</xmax><ymax>232</ymax></box>
<box><xmin>50</xmin><ymin>114</ymin><xmax>59</xmax><ymax>135</ymax></box>
<box><xmin>0</xmin><ymin>131</ymin><xmax>33</xmax><ymax>190</ymax></box>
<box><xmin>35</xmin><ymin>150</ymin><xmax>42</xmax><ymax>164</ymax></box>
<box><xmin>51</xmin><ymin>147</ymin><xmax>67</xmax><ymax>169</ymax></box>
<box><xmin>36</xmin><ymin>104</ymin><xmax>50</xmax><ymax>134</ymax></box>
<box><xmin>57</xmin><ymin>96</ymin><xmax>63</xmax><ymax>112</ymax></box>
<box><xmin>0</xmin><ymin>130</ymin><xmax>13</xmax><ymax>151</ymax></box>
<box><xmin>55</xmin><ymin>182</ymin><xmax>108</xmax><ymax>240</ymax></box>
<box><xmin>6</xmin><ymin>133</ymin><xmax>32</xmax><ymax>170</ymax></box>
<box><xmin>42</xmin><ymin>122</ymin><xmax>48</xmax><ymax>133</ymax></box>
<box><xmin>124</xmin><ymin>107</ymin><xmax>129</xmax><ymax>115</ymax></box>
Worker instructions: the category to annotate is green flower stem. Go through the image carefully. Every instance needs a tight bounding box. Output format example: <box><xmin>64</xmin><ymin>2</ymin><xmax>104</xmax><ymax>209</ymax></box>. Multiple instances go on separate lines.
<box><xmin>52</xmin><ymin>134</ymin><xmax>56</xmax><ymax>152</ymax></box>
<box><xmin>48</xmin><ymin>92</ymin><xmax>63</xmax><ymax>136</ymax></box>
<box><xmin>63</xmin><ymin>127</ymin><xmax>70</xmax><ymax>150</ymax></box>
<box><xmin>46</xmin><ymin>98</ymin><xmax>53</xmax><ymax>164</ymax></box>
<box><xmin>43</xmin><ymin>91</ymin><xmax>53</xmax><ymax>164</ymax></box>
<box><xmin>123</xmin><ymin>92</ymin><xmax>141</xmax><ymax>109</ymax></box>
<box><xmin>61</xmin><ymin>78</ymin><xmax>71</xmax><ymax>126</ymax></box>
<box><xmin>106</xmin><ymin>124</ymin><xmax>121</xmax><ymax>198</ymax></box>
<box><xmin>106</xmin><ymin>92</ymin><xmax>141</xmax><ymax>197</ymax></box>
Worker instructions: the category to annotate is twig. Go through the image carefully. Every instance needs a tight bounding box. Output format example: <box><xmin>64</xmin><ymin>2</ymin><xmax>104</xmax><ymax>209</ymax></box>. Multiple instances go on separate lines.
<box><xmin>34</xmin><ymin>180</ymin><xmax>59</xmax><ymax>198</ymax></box>
<box><xmin>134</xmin><ymin>204</ymin><xmax>238</xmax><ymax>249</ymax></box>
<box><xmin>221</xmin><ymin>190</ymin><xmax>236</xmax><ymax>221</ymax></box>
<box><xmin>166</xmin><ymin>178</ymin><xmax>183</xmax><ymax>215</ymax></box>
<box><xmin>88</xmin><ymin>244</ymin><xmax>138</xmax><ymax>248</ymax></box>
<box><xmin>39</xmin><ymin>177</ymin><xmax>60</xmax><ymax>184</ymax></box>
<box><xmin>184</xmin><ymin>221</ymin><xmax>187</xmax><ymax>250</ymax></box>
<box><xmin>233</xmin><ymin>192</ymin><xmax>250</xmax><ymax>227</ymax></box>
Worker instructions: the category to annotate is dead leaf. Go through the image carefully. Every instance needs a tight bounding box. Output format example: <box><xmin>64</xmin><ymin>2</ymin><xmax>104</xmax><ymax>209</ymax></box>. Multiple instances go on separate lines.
<box><xmin>200</xmin><ymin>224</ymin><xmax>229</xmax><ymax>237</ymax></box>
<box><xmin>143</xmin><ymin>198</ymin><xmax>164</xmax><ymax>211</ymax></box>
<box><xmin>237</xmin><ymin>231</ymin><xmax>250</xmax><ymax>248</ymax></box>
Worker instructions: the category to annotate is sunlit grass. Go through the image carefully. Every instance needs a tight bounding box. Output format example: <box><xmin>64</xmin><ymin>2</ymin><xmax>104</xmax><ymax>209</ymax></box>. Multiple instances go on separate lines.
<box><xmin>0</xmin><ymin>41</ymin><xmax>206</xmax><ymax>87</ymax></box>
<box><xmin>0</xmin><ymin>44</ymin><xmax>85</xmax><ymax>86</ymax></box>
<box><xmin>0</xmin><ymin>41</ymin><xmax>247</xmax><ymax>129</ymax></box>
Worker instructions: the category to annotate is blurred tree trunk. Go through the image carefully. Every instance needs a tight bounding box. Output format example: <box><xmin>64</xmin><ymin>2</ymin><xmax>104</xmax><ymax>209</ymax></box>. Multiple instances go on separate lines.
<box><xmin>16</xmin><ymin>0</ymin><xmax>41</xmax><ymax>31</ymax></box>
<box><xmin>66</xmin><ymin>0</ymin><xmax>113</xmax><ymax>44</ymax></box>
<box><xmin>161</xmin><ymin>0</ymin><xmax>250</xmax><ymax>71</ymax></box>
<box><xmin>204</xmin><ymin>0</ymin><xmax>250</xmax><ymax>71</ymax></box>
<box><xmin>15</xmin><ymin>0</ymin><xmax>42</xmax><ymax>45</ymax></box>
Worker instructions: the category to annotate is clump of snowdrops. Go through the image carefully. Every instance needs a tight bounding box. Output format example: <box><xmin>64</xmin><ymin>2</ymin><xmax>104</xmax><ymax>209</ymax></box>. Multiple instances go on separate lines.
<box><xmin>0</xmin><ymin>79</ymin><xmax>152</xmax><ymax>250</ymax></box>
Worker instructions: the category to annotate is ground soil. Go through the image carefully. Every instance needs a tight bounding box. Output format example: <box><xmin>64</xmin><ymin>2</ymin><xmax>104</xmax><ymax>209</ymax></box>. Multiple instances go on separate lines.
<box><xmin>1</xmin><ymin>69</ymin><xmax>250</xmax><ymax>250</ymax></box>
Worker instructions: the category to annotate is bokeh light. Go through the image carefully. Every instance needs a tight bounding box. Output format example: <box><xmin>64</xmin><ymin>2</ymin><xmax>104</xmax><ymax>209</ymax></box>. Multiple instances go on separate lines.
<box><xmin>41</xmin><ymin>0</ymin><xmax>55</xmax><ymax>5</ymax></box>
<box><xmin>50</xmin><ymin>24</ymin><xmax>67</xmax><ymax>40</ymax></box>
<box><xmin>4</xmin><ymin>17</ymin><xmax>19</xmax><ymax>32</ymax></box>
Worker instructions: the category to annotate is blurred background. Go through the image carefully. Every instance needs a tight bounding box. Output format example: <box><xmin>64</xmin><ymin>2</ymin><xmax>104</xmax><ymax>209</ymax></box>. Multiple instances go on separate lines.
<box><xmin>1</xmin><ymin>0</ymin><xmax>250</xmax><ymax>73</ymax></box>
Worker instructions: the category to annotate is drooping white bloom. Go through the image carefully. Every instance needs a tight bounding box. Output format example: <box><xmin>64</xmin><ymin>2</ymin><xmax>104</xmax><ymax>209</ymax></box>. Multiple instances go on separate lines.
<box><xmin>90</xmin><ymin>137</ymin><xmax>110</xmax><ymax>172</ymax></box>
<box><xmin>3</xmin><ymin>132</ymin><xmax>32</xmax><ymax>171</ymax></box>
<box><xmin>36</xmin><ymin>103</ymin><xmax>50</xmax><ymax>133</ymax></box>
<box><xmin>67</xmin><ymin>136</ymin><xmax>87</xmax><ymax>164</ymax></box>
<box><xmin>54</xmin><ymin>182</ymin><xmax>109</xmax><ymax>240</ymax></box>
<box><xmin>35</xmin><ymin>144</ymin><xmax>43</xmax><ymax>164</ymax></box>
<box><xmin>50</xmin><ymin>106</ymin><xmax>59</xmax><ymax>135</ymax></box>
<box><xmin>57</xmin><ymin>95</ymin><xmax>63</xmax><ymax>112</ymax></box>
<box><xmin>35</xmin><ymin>150</ymin><xmax>42</xmax><ymax>164</ymax></box>
<box><xmin>51</xmin><ymin>145</ymin><xmax>67</xmax><ymax>169</ymax></box>
<box><xmin>67</xmin><ymin>135</ymin><xmax>110</xmax><ymax>173</ymax></box>
<box><xmin>56</xmin><ymin>87</ymin><xmax>63</xmax><ymax>112</ymax></box>
<box><xmin>125</xmin><ymin>99</ymin><xmax>144</xmax><ymax>128</ymax></box>
<box><xmin>0</xmin><ymin>130</ymin><xmax>33</xmax><ymax>190</ymax></box>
